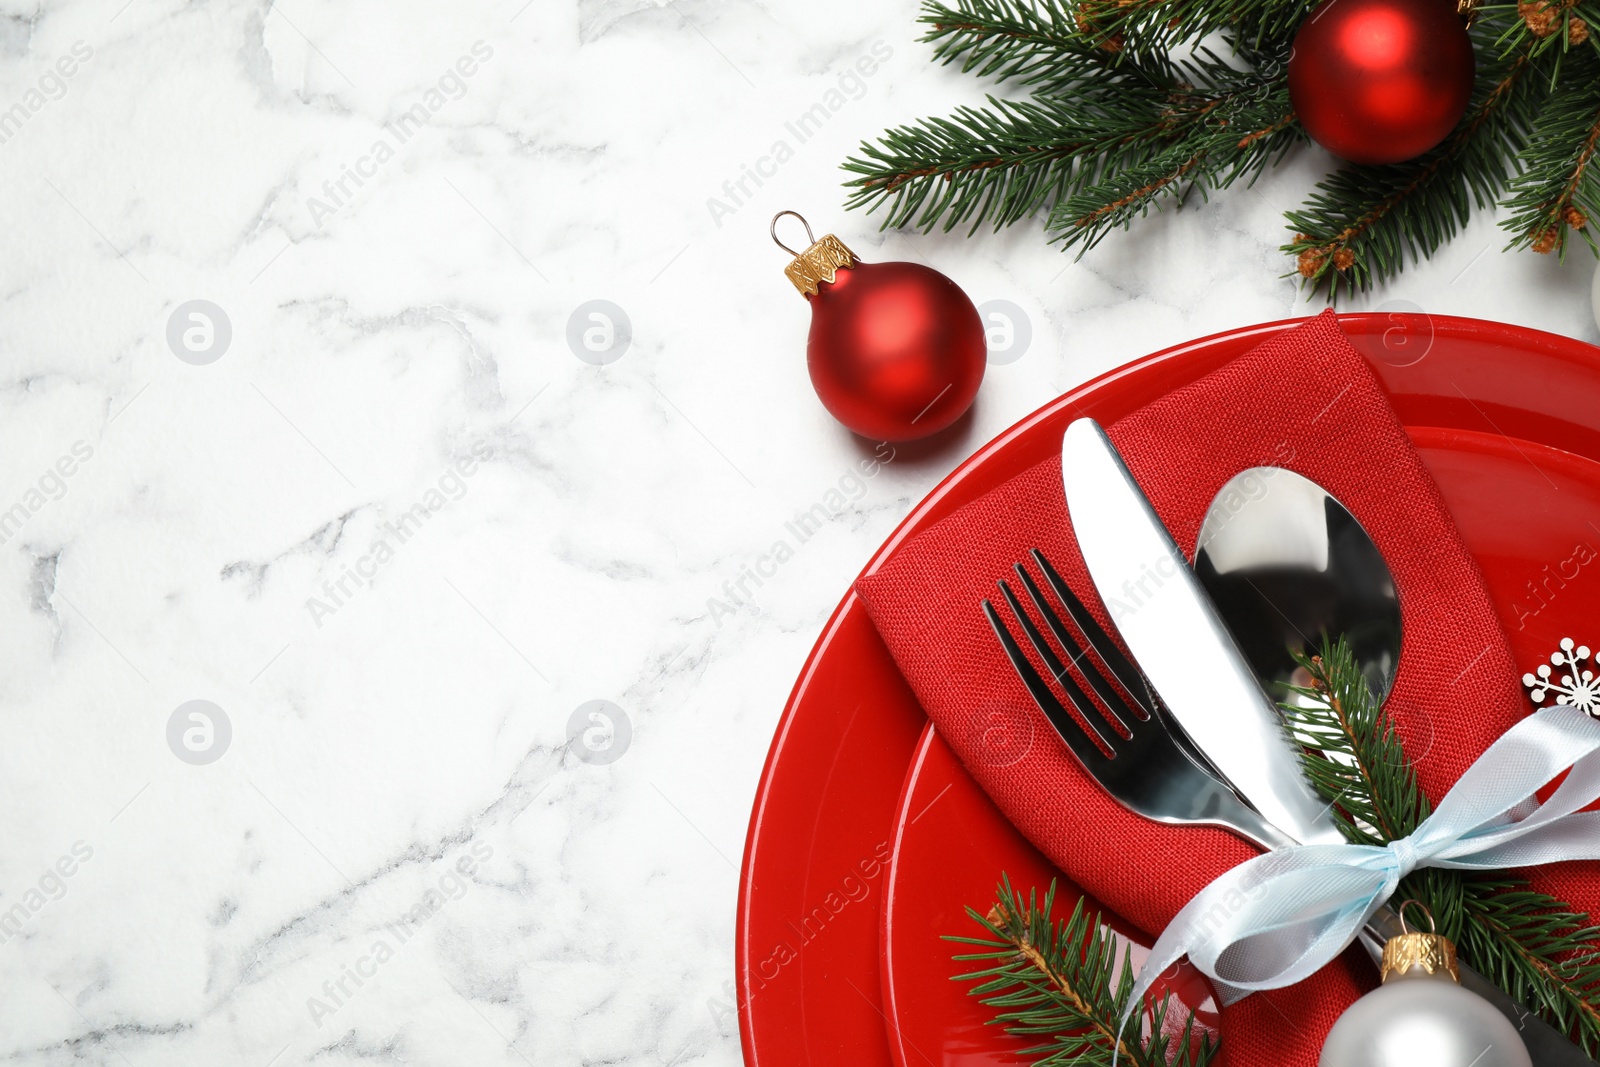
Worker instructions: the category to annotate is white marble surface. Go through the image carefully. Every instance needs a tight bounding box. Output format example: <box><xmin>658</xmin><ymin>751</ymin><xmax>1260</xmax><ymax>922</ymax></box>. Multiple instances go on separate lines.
<box><xmin>0</xmin><ymin>1</ymin><xmax>1594</xmax><ymax>1064</ymax></box>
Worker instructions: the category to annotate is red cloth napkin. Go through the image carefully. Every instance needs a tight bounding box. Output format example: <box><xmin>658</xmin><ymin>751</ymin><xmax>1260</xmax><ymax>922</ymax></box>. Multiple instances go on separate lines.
<box><xmin>856</xmin><ymin>311</ymin><xmax>1600</xmax><ymax>1066</ymax></box>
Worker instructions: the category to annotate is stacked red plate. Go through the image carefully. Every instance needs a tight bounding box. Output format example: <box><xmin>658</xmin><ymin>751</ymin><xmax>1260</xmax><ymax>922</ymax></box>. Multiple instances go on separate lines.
<box><xmin>736</xmin><ymin>315</ymin><xmax>1600</xmax><ymax>1067</ymax></box>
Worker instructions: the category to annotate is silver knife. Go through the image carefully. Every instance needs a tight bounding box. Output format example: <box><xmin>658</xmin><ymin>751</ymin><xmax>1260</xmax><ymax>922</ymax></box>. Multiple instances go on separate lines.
<box><xmin>1060</xmin><ymin>416</ymin><xmax>1597</xmax><ymax>1066</ymax></box>
<box><xmin>1060</xmin><ymin>417</ymin><xmax>1344</xmax><ymax>846</ymax></box>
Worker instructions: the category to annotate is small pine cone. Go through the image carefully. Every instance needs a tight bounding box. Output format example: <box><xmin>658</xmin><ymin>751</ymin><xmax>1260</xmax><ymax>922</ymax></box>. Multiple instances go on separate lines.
<box><xmin>1332</xmin><ymin>248</ymin><xmax>1356</xmax><ymax>271</ymax></box>
<box><xmin>1570</xmin><ymin>16</ymin><xmax>1589</xmax><ymax>43</ymax></box>
<box><xmin>1298</xmin><ymin>248</ymin><xmax>1327</xmax><ymax>277</ymax></box>
<box><xmin>1566</xmin><ymin>206</ymin><xmax>1588</xmax><ymax>230</ymax></box>
<box><xmin>1074</xmin><ymin>0</ymin><xmax>1112</xmax><ymax>33</ymax></box>
<box><xmin>1533</xmin><ymin>228</ymin><xmax>1559</xmax><ymax>254</ymax></box>
<box><xmin>1101</xmin><ymin>32</ymin><xmax>1125</xmax><ymax>51</ymax></box>
<box><xmin>1520</xmin><ymin>0</ymin><xmax>1560</xmax><ymax>35</ymax></box>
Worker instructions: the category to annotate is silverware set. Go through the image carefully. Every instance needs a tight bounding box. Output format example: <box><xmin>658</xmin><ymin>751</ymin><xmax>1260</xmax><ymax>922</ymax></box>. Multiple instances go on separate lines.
<box><xmin>978</xmin><ymin>416</ymin><xmax>1594</xmax><ymax>1066</ymax></box>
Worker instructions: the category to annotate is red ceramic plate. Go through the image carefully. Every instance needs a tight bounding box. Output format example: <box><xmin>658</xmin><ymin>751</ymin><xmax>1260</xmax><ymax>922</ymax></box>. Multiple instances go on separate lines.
<box><xmin>736</xmin><ymin>315</ymin><xmax>1600</xmax><ymax>1067</ymax></box>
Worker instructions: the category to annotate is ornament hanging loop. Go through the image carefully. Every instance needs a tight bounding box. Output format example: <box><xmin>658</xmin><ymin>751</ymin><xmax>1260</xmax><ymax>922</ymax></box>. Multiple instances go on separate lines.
<box><xmin>771</xmin><ymin>211</ymin><xmax>816</xmax><ymax>257</ymax></box>
<box><xmin>774</xmin><ymin>214</ymin><xmax>859</xmax><ymax>298</ymax></box>
<box><xmin>1381</xmin><ymin>901</ymin><xmax>1459</xmax><ymax>984</ymax></box>
<box><xmin>1396</xmin><ymin>899</ymin><xmax>1436</xmax><ymax>935</ymax></box>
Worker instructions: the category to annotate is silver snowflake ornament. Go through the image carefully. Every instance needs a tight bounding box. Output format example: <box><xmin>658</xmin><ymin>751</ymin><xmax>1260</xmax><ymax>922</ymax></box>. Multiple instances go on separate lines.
<box><xmin>1523</xmin><ymin>637</ymin><xmax>1600</xmax><ymax>716</ymax></box>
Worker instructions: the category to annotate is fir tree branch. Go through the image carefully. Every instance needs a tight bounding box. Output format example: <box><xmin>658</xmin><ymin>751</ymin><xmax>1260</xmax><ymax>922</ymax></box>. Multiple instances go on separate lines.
<box><xmin>1045</xmin><ymin>69</ymin><xmax>1302</xmax><ymax>249</ymax></box>
<box><xmin>1279</xmin><ymin>640</ymin><xmax>1429</xmax><ymax>843</ymax></box>
<box><xmin>846</xmin><ymin>47</ymin><xmax>1300</xmax><ymax>240</ymax></box>
<box><xmin>842</xmin><ymin>92</ymin><xmax>1181</xmax><ymax>234</ymax></box>
<box><xmin>1459</xmin><ymin>879</ymin><xmax>1600</xmax><ymax>1051</ymax></box>
<box><xmin>1282</xmin><ymin>636</ymin><xmax>1600</xmax><ymax>1054</ymax></box>
<box><xmin>951</xmin><ymin>877</ymin><xmax>1218</xmax><ymax>1067</ymax></box>
<box><xmin>1500</xmin><ymin>50</ymin><xmax>1600</xmax><ymax>255</ymax></box>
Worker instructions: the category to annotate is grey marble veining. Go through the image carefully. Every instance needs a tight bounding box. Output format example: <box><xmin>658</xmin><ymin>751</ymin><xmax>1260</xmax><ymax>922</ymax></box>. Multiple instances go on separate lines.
<box><xmin>0</xmin><ymin>1</ymin><xmax>1593</xmax><ymax>1064</ymax></box>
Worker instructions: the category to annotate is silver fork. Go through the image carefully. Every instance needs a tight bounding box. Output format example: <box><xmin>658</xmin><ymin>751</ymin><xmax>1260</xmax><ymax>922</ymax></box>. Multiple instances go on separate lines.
<box><xmin>981</xmin><ymin>548</ymin><xmax>1292</xmax><ymax>853</ymax></box>
<box><xmin>982</xmin><ymin>548</ymin><xmax>1583</xmax><ymax>1054</ymax></box>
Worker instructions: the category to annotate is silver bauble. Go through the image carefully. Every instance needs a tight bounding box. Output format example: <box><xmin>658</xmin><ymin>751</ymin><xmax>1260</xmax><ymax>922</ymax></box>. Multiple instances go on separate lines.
<box><xmin>1319</xmin><ymin>974</ymin><xmax>1533</xmax><ymax>1067</ymax></box>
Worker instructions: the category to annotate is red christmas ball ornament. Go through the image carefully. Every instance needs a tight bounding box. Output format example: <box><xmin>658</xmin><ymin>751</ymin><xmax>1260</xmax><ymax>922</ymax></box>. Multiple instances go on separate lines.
<box><xmin>1287</xmin><ymin>0</ymin><xmax>1475</xmax><ymax>165</ymax></box>
<box><xmin>773</xmin><ymin>212</ymin><xmax>985</xmax><ymax>442</ymax></box>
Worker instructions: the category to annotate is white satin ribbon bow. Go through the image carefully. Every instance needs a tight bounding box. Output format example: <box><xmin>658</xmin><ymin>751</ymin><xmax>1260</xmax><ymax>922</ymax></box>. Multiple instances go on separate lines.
<box><xmin>1118</xmin><ymin>705</ymin><xmax>1600</xmax><ymax>1047</ymax></box>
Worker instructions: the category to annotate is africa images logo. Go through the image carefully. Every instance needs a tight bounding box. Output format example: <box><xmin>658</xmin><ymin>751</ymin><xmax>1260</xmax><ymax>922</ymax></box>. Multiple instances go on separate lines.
<box><xmin>0</xmin><ymin>41</ymin><xmax>93</xmax><ymax>147</ymax></box>
<box><xmin>704</xmin><ymin>41</ymin><xmax>893</xmax><ymax>228</ymax></box>
<box><xmin>304</xmin><ymin>41</ymin><xmax>494</xmax><ymax>228</ymax></box>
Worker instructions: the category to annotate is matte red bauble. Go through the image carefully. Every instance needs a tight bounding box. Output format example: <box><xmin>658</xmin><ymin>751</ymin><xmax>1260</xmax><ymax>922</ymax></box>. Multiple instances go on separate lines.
<box><xmin>774</xmin><ymin>213</ymin><xmax>985</xmax><ymax>442</ymax></box>
<box><xmin>1287</xmin><ymin>0</ymin><xmax>1475</xmax><ymax>165</ymax></box>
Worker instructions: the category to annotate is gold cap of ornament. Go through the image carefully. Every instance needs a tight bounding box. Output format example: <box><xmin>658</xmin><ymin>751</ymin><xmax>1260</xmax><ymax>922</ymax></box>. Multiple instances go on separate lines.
<box><xmin>1381</xmin><ymin>901</ymin><xmax>1460</xmax><ymax>984</ymax></box>
<box><xmin>773</xmin><ymin>210</ymin><xmax>858</xmax><ymax>297</ymax></box>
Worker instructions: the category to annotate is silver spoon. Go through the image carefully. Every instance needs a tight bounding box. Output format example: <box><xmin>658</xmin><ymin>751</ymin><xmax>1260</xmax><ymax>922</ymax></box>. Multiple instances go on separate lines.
<box><xmin>1194</xmin><ymin>466</ymin><xmax>1401</xmax><ymax>705</ymax></box>
<box><xmin>1192</xmin><ymin>465</ymin><xmax>1398</xmax><ymax>965</ymax></box>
